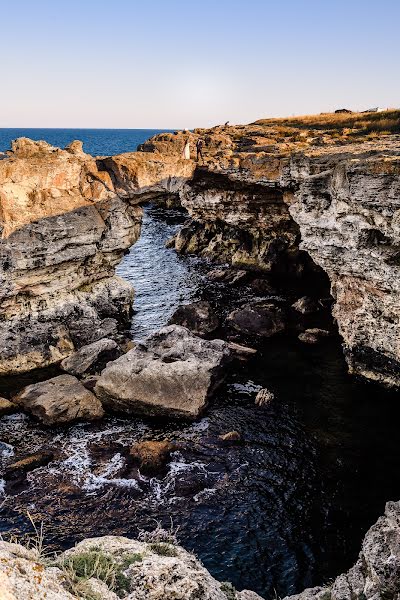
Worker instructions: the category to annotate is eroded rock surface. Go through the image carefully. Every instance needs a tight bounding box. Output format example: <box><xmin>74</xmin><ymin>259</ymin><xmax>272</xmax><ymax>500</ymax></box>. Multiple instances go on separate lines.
<box><xmin>0</xmin><ymin>139</ymin><xmax>193</xmax><ymax>377</ymax></box>
<box><xmin>140</xmin><ymin>124</ymin><xmax>400</xmax><ymax>387</ymax></box>
<box><xmin>94</xmin><ymin>325</ymin><xmax>232</xmax><ymax>418</ymax></box>
<box><xmin>13</xmin><ymin>374</ymin><xmax>104</xmax><ymax>425</ymax></box>
<box><xmin>60</xmin><ymin>338</ymin><xmax>121</xmax><ymax>377</ymax></box>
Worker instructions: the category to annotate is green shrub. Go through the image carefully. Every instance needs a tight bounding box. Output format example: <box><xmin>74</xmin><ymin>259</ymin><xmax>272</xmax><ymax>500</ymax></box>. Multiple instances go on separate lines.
<box><xmin>221</xmin><ymin>581</ymin><xmax>237</xmax><ymax>600</ymax></box>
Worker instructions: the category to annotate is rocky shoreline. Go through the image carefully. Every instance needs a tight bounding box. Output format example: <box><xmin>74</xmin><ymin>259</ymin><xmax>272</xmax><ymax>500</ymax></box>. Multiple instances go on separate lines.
<box><xmin>0</xmin><ymin>118</ymin><xmax>400</xmax><ymax>598</ymax></box>
<box><xmin>2</xmin><ymin>500</ymin><xmax>399</xmax><ymax>599</ymax></box>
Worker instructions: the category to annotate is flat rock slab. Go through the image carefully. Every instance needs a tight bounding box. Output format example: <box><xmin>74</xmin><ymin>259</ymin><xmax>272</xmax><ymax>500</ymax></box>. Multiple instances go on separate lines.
<box><xmin>60</xmin><ymin>338</ymin><xmax>121</xmax><ymax>377</ymax></box>
<box><xmin>94</xmin><ymin>325</ymin><xmax>232</xmax><ymax>418</ymax></box>
<box><xmin>13</xmin><ymin>374</ymin><xmax>104</xmax><ymax>425</ymax></box>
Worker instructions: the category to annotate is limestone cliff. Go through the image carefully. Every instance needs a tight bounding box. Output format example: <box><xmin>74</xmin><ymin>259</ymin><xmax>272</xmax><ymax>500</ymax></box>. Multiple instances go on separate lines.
<box><xmin>139</xmin><ymin>122</ymin><xmax>400</xmax><ymax>388</ymax></box>
<box><xmin>0</xmin><ymin>139</ymin><xmax>193</xmax><ymax>375</ymax></box>
<box><xmin>1</xmin><ymin>117</ymin><xmax>399</xmax><ymax>388</ymax></box>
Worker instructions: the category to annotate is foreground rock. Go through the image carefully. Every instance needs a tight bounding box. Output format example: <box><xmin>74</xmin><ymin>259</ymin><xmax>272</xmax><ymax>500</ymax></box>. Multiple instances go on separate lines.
<box><xmin>13</xmin><ymin>374</ymin><xmax>104</xmax><ymax>425</ymax></box>
<box><xmin>95</xmin><ymin>325</ymin><xmax>231</xmax><ymax>418</ymax></box>
<box><xmin>0</xmin><ymin>535</ymin><xmax>263</xmax><ymax>600</ymax></box>
<box><xmin>169</xmin><ymin>300</ymin><xmax>219</xmax><ymax>336</ymax></box>
<box><xmin>60</xmin><ymin>338</ymin><xmax>121</xmax><ymax>377</ymax></box>
<box><xmin>2</xmin><ymin>497</ymin><xmax>400</xmax><ymax>600</ymax></box>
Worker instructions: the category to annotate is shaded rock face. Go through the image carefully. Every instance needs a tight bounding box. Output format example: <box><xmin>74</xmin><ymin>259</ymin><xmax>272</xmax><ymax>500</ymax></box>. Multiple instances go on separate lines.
<box><xmin>94</xmin><ymin>325</ymin><xmax>232</xmax><ymax>418</ymax></box>
<box><xmin>168</xmin><ymin>300</ymin><xmax>219</xmax><ymax>336</ymax></box>
<box><xmin>13</xmin><ymin>374</ymin><xmax>104</xmax><ymax>425</ymax></box>
<box><xmin>172</xmin><ymin>171</ymin><xmax>311</xmax><ymax>275</ymax></box>
<box><xmin>289</xmin><ymin>154</ymin><xmax>400</xmax><ymax>387</ymax></box>
<box><xmin>142</xmin><ymin>128</ymin><xmax>400</xmax><ymax>387</ymax></box>
<box><xmin>284</xmin><ymin>500</ymin><xmax>400</xmax><ymax>600</ymax></box>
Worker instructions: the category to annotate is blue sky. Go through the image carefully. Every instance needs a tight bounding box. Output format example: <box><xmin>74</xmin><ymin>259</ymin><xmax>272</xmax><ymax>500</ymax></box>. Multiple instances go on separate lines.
<box><xmin>1</xmin><ymin>0</ymin><xmax>399</xmax><ymax>128</ymax></box>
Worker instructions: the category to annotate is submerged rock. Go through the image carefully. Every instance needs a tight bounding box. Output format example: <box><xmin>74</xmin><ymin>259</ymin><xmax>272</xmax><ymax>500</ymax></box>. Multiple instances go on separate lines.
<box><xmin>219</xmin><ymin>430</ymin><xmax>242</xmax><ymax>443</ymax></box>
<box><xmin>255</xmin><ymin>388</ymin><xmax>275</xmax><ymax>406</ymax></box>
<box><xmin>60</xmin><ymin>338</ymin><xmax>121</xmax><ymax>377</ymax></box>
<box><xmin>298</xmin><ymin>328</ymin><xmax>330</xmax><ymax>344</ymax></box>
<box><xmin>129</xmin><ymin>440</ymin><xmax>176</xmax><ymax>476</ymax></box>
<box><xmin>3</xmin><ymin>452</ymin><xmax>54</xmax><ymax>481</ymax></box>
<box><xmin>13</xmin><ymin>374</ymin><xmax>104</xmax><ymax>425</ymax></box>
<box><xmin>94</xmin><ymin>325</ymin><xmax>232</xmax><ymax>418</ymax></box>
<box><xmin>169</xmin><ymin>300</ymin><xmax>219</xmax><ymax>336</ymax></box>
<box><xmin>227</xmin><ymin>301</ymin><xmax>286</xmax><ymax>338</ymax></box>
<box><xmin>292</xmin><ymin>296</ymin><xmax>320</xmax><ymax>315</ymax></box>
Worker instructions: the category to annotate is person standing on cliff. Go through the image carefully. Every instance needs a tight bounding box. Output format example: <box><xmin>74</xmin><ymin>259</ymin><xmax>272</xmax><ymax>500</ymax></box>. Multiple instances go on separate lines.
<box><xmin>182</xmin><ymin>138</ymin><xmax>191</xmax><ymax>159</ymax></box>
<box><xmin>196</xmin><ymin>138</ymin><xmax>204</xmax><ymax>163</ymax></box>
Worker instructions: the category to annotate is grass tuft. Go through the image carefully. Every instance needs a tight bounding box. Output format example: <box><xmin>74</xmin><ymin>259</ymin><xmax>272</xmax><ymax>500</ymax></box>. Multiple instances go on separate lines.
<box><xmin>149</xmin><ymin>542</ymin><xmax>178</xmax><ymax>557</ymax></box>
<box><xmin>59</xmin><ymin>549</ymin><xmax>143</xmax><ymax>598</ymax></box>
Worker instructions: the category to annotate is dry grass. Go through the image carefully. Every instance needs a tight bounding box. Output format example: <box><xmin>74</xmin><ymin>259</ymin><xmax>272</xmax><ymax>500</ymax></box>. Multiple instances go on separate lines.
<box><xmin>254</xmin><ymin>109</ymin><xmax>400</xmax><ymax>137</ymax></box>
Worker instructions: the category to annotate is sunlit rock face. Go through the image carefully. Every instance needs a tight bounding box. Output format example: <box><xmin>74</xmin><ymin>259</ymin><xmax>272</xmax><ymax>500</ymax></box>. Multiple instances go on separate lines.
<box><xmin>0</xmin><ymin>139</ymin><xmax>197</xmax><ymax>376</ymax></box>
<box><xmin>0</xmin><ymin>139</ymin><xmax>142</xmax><ymax>375</ymax></box>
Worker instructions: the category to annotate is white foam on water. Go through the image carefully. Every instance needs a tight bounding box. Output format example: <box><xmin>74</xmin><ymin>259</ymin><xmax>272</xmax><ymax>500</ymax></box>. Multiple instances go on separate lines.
<box><xmin>193</xmin><ymin>487</ymin><xmax>218</xmax><ymax>502</ymax></box>
<box><xmin>0</xmin><ymin>478</ymin><xmax>6</xmax><ymax>496</ymax></box>
<box><xmin>0</xmin><ymin>441</ymin><xmax>14</xmax><ymax>459</ymax></box>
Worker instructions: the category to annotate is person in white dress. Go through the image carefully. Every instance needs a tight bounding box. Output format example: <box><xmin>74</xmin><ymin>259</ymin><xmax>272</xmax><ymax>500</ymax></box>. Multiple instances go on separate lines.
<box><xmin>182</xmin><ymin>138</ymin><xmax>191</xmax><ymax>159</ymax></box>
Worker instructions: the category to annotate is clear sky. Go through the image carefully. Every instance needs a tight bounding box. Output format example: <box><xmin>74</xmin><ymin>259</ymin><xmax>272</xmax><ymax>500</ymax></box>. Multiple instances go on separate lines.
<box><xmin>1</xmin><ymin>0</ymin><xmax>399</xmax><ymax>129</ymax></box>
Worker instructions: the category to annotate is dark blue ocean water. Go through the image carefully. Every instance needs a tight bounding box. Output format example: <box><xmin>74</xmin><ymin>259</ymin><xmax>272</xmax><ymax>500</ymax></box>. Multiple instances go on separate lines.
<box><xmin>0</xmin><ymin>128</ymin><xmax>172</xmax><ymax>156</ymax></box>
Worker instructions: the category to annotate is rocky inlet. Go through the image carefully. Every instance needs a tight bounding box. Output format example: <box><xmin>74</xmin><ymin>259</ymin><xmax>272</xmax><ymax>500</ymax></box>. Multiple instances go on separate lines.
<box><xmin>0</xmin><ymin>114</ymin><xmax>400</xmax><ymax>599</ymax></box>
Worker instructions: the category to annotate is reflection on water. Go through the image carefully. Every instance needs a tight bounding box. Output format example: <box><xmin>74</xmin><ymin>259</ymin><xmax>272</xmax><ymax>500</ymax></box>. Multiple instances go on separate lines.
<box><xmin>1</xmin><ymin>205</ymin><xmax>400</xmax><ymax>598</ymax></box>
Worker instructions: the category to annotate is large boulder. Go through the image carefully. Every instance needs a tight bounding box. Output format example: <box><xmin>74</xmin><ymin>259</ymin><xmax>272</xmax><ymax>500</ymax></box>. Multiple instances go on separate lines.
<box><xmin>13</xmin><ymin>374</ymin><xmax>104</xmax><ymax>425</ymax></box>
<box><xmin>227</xmin><ymin>301</ymin><xmax>286</xmax><ymax>338</ymax></box>
<box><xmin>94</xmin><ymin>325</ymin><xmax>231</xmax><ymax>418</ymax></box>
<box><xmin>60</xmin><ymin>338</ymin><xmax>121</xmax><ymax>377</ymax></box>
<box><xmin>168</xmin><ymin>300</ymin><xmax>219</xmax><ymax>336</ymax></box>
